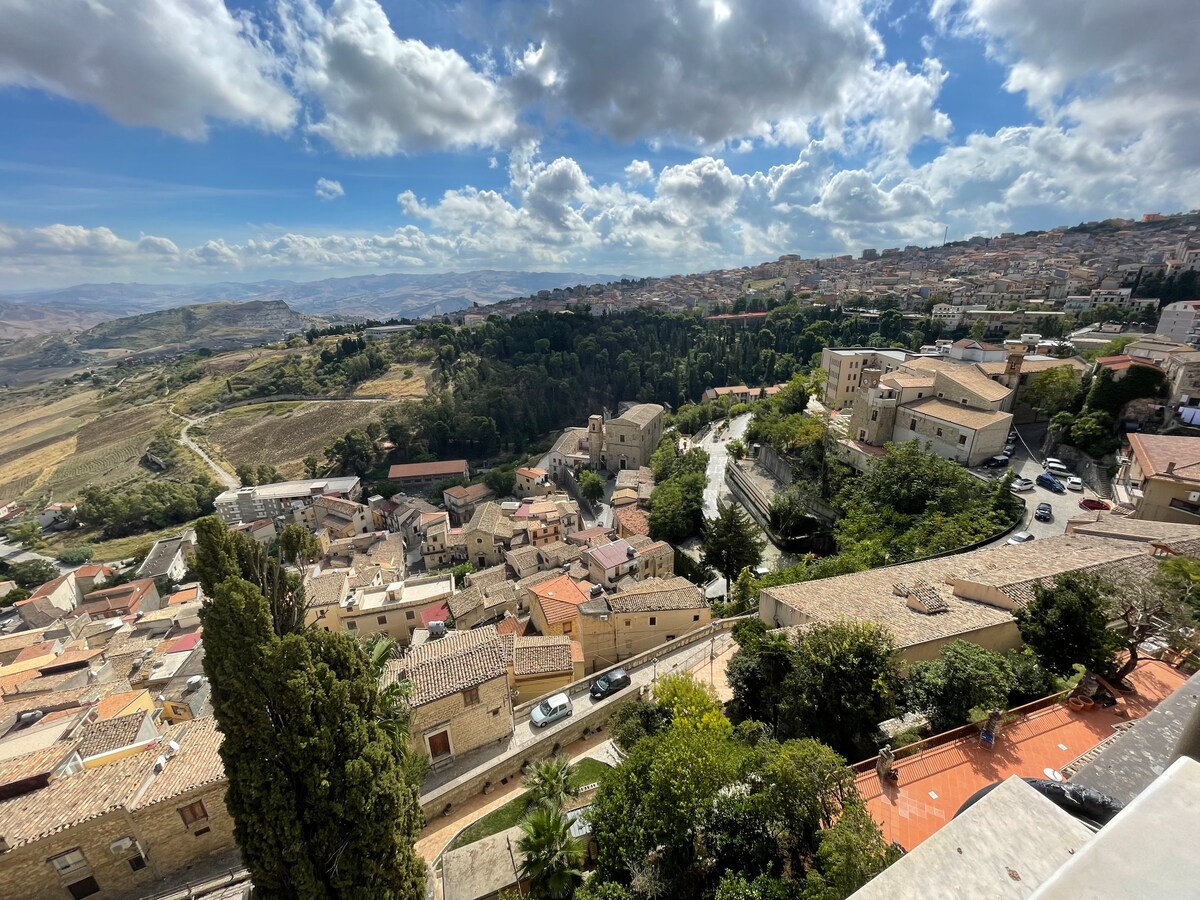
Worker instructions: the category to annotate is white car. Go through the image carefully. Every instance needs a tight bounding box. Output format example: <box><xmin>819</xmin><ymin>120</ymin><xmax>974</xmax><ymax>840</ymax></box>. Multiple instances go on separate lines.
<box><xmin>1007</xmin><ymin>531</ymin><xmax>1036</xmax><ymax>545</ymax></box>
<box><xmin>1066</xmin><ymin>476</ymin><xmax>1084</xmax><ymax>491</ymax></box>
<box><xmin>1010</xmin><ymin>478</ymin><xmax>1035</xmax><ymax>492</ymax></box>
<box><xmin>1043</xmin><ymin>457</ymin><xmax>1065</xmax><ymax>469</ymax></box>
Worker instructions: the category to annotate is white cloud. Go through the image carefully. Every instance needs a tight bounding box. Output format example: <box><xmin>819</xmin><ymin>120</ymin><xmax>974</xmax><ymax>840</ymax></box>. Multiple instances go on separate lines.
<box><xmin>509</xmin><ymin>0</ymin><xmax>950</xmax><ymax>155</ymax></box>
<box><xmin>624</xmin><ymin>160</ymin><xmax>654</xmax><ymax>186</ymax></box>
<box><xmin>315</xmin><ymin>178</ymin><xmax>345</xmax><ymax>201</ymax></box>
<box><xmin>282</xmin><ymin>0</ymin><xmax>516</xmax><ymax>155</ymax></box>
<box><xmin>0</xmin><ymin>0</ymin><xmax>296</xmax><ymax>139</ymax></box>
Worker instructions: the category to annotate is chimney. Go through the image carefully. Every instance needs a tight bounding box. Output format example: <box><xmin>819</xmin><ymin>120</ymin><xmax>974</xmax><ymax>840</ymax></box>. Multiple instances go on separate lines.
<box><xmin>1167</xmin><ymin>461</ymin><xmax>1177</xmax><ymax>474</ymax></box>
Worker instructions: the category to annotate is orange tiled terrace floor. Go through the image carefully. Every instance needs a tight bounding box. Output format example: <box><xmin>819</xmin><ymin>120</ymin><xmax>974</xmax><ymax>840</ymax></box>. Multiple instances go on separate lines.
<box><xmin>856</xmin><ymin>660</ymin><xmax>1186</xmax><ymax>851</ymax></box>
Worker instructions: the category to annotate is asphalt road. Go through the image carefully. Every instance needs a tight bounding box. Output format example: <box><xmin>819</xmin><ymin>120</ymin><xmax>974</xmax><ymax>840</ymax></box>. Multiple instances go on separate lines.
<box><xmin>0</xmin><ymin>538</ymin><xmax>74</xmax><ymax>574</ymax></box>
<box><xmin>700</xmin><ymin>412</ymin><xmax>752</xmax><ymax>520</ymax></box>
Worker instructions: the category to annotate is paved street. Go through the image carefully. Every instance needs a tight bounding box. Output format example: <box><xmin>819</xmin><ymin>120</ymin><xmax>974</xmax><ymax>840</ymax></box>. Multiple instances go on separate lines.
<box><xmin>700</xmin><ymin>412</ymin><xmax>751</xmax><ymax>520</ymax></box>
<box><xmin>0</xmin><ymin>538</ymin><xmax>75</xmax><ymax>575</ymax></box>
<box><xmin>971</xmin><ymin>422</ymin><xmax>1107</xmax><ymax>544</ymax></box>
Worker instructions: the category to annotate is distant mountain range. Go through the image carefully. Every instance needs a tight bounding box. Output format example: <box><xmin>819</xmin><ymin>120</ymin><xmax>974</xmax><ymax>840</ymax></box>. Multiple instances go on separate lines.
<box><xmin>75</xmin><ymin>300</ymin><xmax>310</xmax><ymax>353</ymax></box>
<box><xmin>0</xmin><ymin>271</ymin><xmax>619</xmax><ymax>339</ymax></box>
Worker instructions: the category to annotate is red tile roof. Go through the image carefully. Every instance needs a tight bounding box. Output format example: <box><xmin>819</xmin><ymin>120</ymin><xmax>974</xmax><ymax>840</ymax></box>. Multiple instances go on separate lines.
<box><xmin>388</xmin><ymin>460</ymin><xmax>468</xmax><ymax>479</ymax></box>
<box><xmin>163</xmin><ymin>632</ymin><xmax>202</xmax><ymax>654</ymax></box>
<box><xmin>531</xmin><ymin>575</ymin><xmax>591</xmax><ymax>625</ymax></box>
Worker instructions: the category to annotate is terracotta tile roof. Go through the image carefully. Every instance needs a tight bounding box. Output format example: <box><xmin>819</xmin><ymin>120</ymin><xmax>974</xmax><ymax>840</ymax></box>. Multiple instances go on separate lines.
<box><xmin>76</xmin><ymin>710</ymin><xmax>155</xmax><ymax>759</ymax></box>
<box><xmin>903</xmin><ymin>396</ymin><xmax>1011</xmax><ymax>430</ymax></box>
<box><xmin>606</xmin><ymin>577</ymin><xmax>706</xmax><ymax>612</ymax></box>
<box><xmin>397</xmin><ymin>627</ymin><xmax>507</xmax><ymax>705</ymax></box>
<box><xmin>1127</xmin><ymin>433</ymin><xmax>1200</xmax><ymax>483</ymax></box>
<box><xmin>516</xmin><ymin>467</ymin><xmax>547</xmax><ymax>479</ymax></box>
<box><xmin>467</xmin><ymin>501</ymin><xmax>512</xmax><ymax>539</ymax></box>
<box><xmin>304</xmin><ymin>571</ymin><xmax>349</xmax><ymax>608</ymax></box>
<box><xmin>95</xmin><ymin>689</ymin><xmax>150</xmax><ymax>720</ymax></box>
<box><xmin>13</xmin><ymin>641</ymin><xmax>59</xmax><ymax>663</ymax></box>
<box><xmin>0</xmin><ymin>741</ymin><xmax>80</xmax><ymax>789</ymax></box>
<box><xmin>537</xmin><ymin>540</ymin><xmax>583</xmax><ymax>567</ymax></box>
<box><xmin>612</xmin><ymin>507</ymin><xmax>651</xmax><ymax>537</ymax></box>
<box><xmin>612</xmin><ymin>403</ymin><xmax>664</xmax><ymax>427</ymax></box>
<box><xmin>512</xmin><ymin>635</ymin><xmax>573</xmax><ymax>676</ymax></box>
<box><xmin>169</xmin><ymin>585</ymin><xmax>201</xmax><ymax>605</ymax></box>
<box><xmin>388</xmin><ymin>459</ymin><xmax>469</xmax><ymax>479</ymax></box>
<box><xmin>567</xmin><ymin>525</ymin><xmax>616</xmax><ymax>545</ymax></box>
<box><xmin>530</xmin><ymin>575</ymin><xmax>591</xmax><ymax>624</ymax></box>
<box><xmin>446</xmin><ymin>483</ymin><xmax>495</xmax><ymax>504</ymax></box>
<box><xmin>467</xmin><ymin>564</ymin><xmax>510</xmax><ymax>588</ymax></box>
<box><xmin>0</xmin><ymin>751</ymin><xmax>148</xmax><ymax>848</ymax></box>
<box><xmin>505</xmin><ymin>545</ymin><xmax>542</xmax><ymax>569</ymax></box>
<box><xmin>26</xmin><ymin>573</ymin><xmax>71</xmax><ymax>602</ymax></box>
<box><xmin>495</xmin><ymin>613</ymin><xmax>531</xmax><ymax>637</ymax></box>
<box><xmin>73</xmin><ymin>564</ymin><xmax>114</xmax><ymax>579</ymax></box>
<box><xmin>132</xmin><ymin>716</ymin><xmax>226</xmax><ymax>808</ymax></box>
<box><xmin>588</xmin><ymin>540</ymin><xmax>636</xmax><ymax>570</ymax></box>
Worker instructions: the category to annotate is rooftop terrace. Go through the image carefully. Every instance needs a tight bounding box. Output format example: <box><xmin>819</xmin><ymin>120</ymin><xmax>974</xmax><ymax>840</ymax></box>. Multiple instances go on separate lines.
<box><xmin>856</xmin><ymin>660</ymin><xmax>1186</xmax><ymax>851</ymax></box>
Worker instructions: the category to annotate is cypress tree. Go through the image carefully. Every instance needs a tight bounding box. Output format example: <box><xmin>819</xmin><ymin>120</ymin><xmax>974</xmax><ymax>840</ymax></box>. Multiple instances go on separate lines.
<box><xmin>199</xmin><ymin>526</ymin><xmax>425</xmax><ymax>898</ymax></box>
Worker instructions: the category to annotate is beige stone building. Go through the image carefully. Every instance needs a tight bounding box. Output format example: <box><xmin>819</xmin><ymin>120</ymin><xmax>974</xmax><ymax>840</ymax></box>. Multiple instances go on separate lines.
<box><xmin>444</xmin><ymin>483</ymin><xmax>497</xmax><ymax>527</ymax></box>
<box><xmin>547</xmin><ymin>403</ymin><xmax>665</xmax><ymax>478</ymax></box>
<box><xmin>507</xmin><ymin>634</ymin><xmax>584</xmax><ymax>702</ymax></box>
<box><xmin>1117</xmin><ymin>434</ymin><xmax>1200</xmax><ymax>523</ymax></box>
<box><xmin>392</xmin><ymin>627</ymin><xmax>513</xmax><ymax>766</ymax></box>
<box><xmin>760</xmin><ymin>524</ymin><xmax>1200</xmax><ymax>663</ymax></box>
<box><xmin>514</xmin><ymin>466</ymin><xmax>553</xmax><ymax>498</ymax></box>
<box><xmin>0</xmin><ymin>716</ymin><xmax>235</xmax><ymax>900</ymax></box>
<box><xmin>577</xmin><ymin>577</ymin><xmax>712</xmax><ymax>673</ymax></box>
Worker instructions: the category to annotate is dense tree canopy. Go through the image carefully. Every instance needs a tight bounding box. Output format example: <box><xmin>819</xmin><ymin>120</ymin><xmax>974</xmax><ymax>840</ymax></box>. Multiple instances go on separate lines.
<box><xmin>1016</xmin><ymin>571</ymin><xmax>1120</xmax><ymax>677</ymax></box>
<box><xmin>905</xmin><ymin>640</ymin><xmax>1015</xmax><ymax>730</ymax></box>
<box><xmin>77</xmin><ymin>476</ymin><xmax>217</xmax><ymax>539</ymax></box>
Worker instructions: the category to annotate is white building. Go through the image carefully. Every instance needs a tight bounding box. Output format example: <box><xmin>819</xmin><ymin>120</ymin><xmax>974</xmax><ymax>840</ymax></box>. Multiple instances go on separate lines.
<box><xmin>215</xmin><ymin>476</ymin><xmax>362</xmax><ymax>526</ymax></box>
<box><xmin>1157</xmin><ymin>301</ymin><xmax>1200</xmax><ymax>347</ymax></box>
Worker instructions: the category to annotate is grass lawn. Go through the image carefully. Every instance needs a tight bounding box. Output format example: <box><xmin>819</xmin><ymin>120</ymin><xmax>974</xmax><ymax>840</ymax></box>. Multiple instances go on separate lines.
<box><xmin>444</xmin><ymin>757</ymin><xmax>611</xmax><ymax>853</ymax></box>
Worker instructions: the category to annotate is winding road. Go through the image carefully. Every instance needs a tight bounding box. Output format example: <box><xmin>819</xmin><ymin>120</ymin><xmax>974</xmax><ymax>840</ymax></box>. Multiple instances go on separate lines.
<box><xmin>172</xmin><ymin>411</ymin><xmax>240</xmax><ymax>491</ymax></box>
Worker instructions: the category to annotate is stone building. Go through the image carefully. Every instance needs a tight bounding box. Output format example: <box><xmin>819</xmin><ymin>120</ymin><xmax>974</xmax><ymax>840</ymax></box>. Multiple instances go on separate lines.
<box><xmin>547</xmin><ymin>403</ymin><xmax>665</xmax><ymax>478</ymax></box>
<box><xmin>392</xmin><ymin>627</ymin><xmax>513</xmax><ymax>766</ymax></box>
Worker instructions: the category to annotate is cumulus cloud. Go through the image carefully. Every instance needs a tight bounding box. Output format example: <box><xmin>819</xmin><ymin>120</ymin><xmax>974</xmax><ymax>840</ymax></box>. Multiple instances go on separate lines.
<box><xmin>624</xmin><ymin>160</ymin><xmax>654</xmax><ymax>186</ymax></box>
<box><xmin>0</xmin><ymin>0</ymin><xmax>296</xmax><ymax>139</ymax></box>
<box><xmin>509</xmin><ymin>0</ymin><xmax>951</xmax><ymax>154</ymax></box>
<box><xmin>282</xmin><ymin>0</ymin><xmax>516</xmax><ymax>155</ymax></box>
<box><xmin>315</xmin><ymin>178</ymin><xmax>345</xmax><ymax>201</ymax></box>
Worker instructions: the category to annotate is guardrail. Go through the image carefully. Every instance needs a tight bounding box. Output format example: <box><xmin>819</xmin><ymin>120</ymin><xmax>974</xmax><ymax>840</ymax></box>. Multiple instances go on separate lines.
<box><xmin>511</xmin><ymin>614</ymin><xmax>753</xmax><ymax>724</ymax></box>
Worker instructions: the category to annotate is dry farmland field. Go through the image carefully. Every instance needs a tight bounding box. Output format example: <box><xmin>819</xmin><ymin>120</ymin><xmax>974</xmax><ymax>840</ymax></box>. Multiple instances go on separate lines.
<box><xmin>202</xmin><ymin>400</ymin><xmax>392</xmax><ymax>479</ymax></box>
<box><xmin>354</xmin><ymin>364</ymin><xmax>429</xmax><ymax>399</ymax></box>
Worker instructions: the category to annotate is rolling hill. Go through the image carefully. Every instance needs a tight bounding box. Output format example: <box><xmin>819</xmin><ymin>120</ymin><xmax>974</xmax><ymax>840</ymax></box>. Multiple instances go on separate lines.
<box><xmin>75</xmin><ymin>300</ymin><xmax>310</xmax><ymax>351</ymax></box>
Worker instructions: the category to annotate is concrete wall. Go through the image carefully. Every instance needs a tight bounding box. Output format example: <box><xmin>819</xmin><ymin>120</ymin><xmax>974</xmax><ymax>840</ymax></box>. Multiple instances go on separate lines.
<box><xmin>1136</xmin><ymin>478</ymin><xmax>1200</xmax><ymax>524</ymax></box>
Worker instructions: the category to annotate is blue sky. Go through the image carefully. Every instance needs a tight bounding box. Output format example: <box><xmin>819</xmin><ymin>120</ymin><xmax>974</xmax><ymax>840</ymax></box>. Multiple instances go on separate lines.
<box><xmin>0</xmin><ymin>0</ymin><xmax>1197</xmax><ymax>289</ymax></box>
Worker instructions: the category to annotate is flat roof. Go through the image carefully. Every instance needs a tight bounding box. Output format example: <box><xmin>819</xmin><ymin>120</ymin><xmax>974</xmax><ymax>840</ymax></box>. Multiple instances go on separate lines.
<box><xmin>387</xmin><ymin>459</ymin><xmax>468</xmax><ymax>479</ymax></box>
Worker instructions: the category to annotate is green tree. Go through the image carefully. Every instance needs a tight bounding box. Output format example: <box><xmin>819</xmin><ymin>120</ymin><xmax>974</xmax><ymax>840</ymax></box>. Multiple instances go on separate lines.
<box><xmin>484</xmin><ymin>467</ymin><xmax>517</xmax><ymax>497</ymax></box>
<box><xmin>256</xmin><ymin>464</ymin><xmax>282</xmax><ymax>485</ymax></box>
<box><xmin>235</xmin><ymin>464</ymin><xmax>258</xmax><ymax>486</ymax></box>
<box><xmin>0</xmin><ymin>585</ymin><xmax>30</xmax><ymax>608</ymax></box>
<box><xmin>56</xmin><ymin>545</ymin><xmax>94</xmax><ymax>565</ymax></box>
<box><xmin>648</xmin><ymin>472</ymin><xmax>706</xmax><ymax>543</ymax></box>
<box><xmin>779</xmin><ymin>621</ymin><xmax>902</xmax><ymax>758</ymax></box>
<box><xmin>517</xmin><ymin>806</ymin><xmax>585</xmax><ymax>900</ymax></box>
<box><xmin>1024</xmin><ymin>367</ymin><xmax>1083</xmax><ymax>416</ymax></box>
<box><xmin>278</xmin><ymin>522</ymin><xmax>321</xmax><ymax>567</ymax></box>
<box><xmin>905</xmin><ymin>640</ymin><xmax>1015</xmax><ymax>730</ymax></box>
<box><xmin>7</xmin><ymin>522</ymin><xmax>43</xmax><ymax>548</ymax></box>
<box><xmin>701</xmin><ymin>501</ymin><xmax>765</xmax><ymax>596</ymax></box>
<box><xmin>578</xmin><ymin>469</ymin><xmax>605</xmax><ymax>503</ymax></box>
<box><xmin>8</xmin><ymin>559</ymin><xmax>59</xmax><ymax>588</ymax></box>
<box><xmin>575</xmin><ymin>883</ymin><xmax>634</xmax><ymax>900</ymax></box>
<box><xmin>200</xmin><ymin>570</ymin><xmax>425</xmax><ymax>898</ymax></box>
<box><xmin>801</xmin><ymin>802</ymin><xmax>903</xmax><ymax>900</ymax></box>
<box><xmin>727</xmin><ymin>619</ymin><xmax>797</xmax><ymax>732</ymax></box>
<box><xmin>727</xmin><ymin>438</ymin><xmax>748</xmax><ymax>460</ymax></box>
<box><xmin>1016</xmin><ymin>571</ymin><xmax>1119</xmax><ymax>677</ymax></box>
<box><xmin>303</xmin><ymin>455</ymin><xmax>323</xmax><ymax>478</ymax></box>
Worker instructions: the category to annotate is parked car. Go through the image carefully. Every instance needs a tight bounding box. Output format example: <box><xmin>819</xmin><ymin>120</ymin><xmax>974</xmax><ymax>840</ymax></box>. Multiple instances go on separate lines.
<box><xmin>1034</xmin><ymin>502</ymin><xmax>1053</xmax><ymax>522</ymax></box>
<box><xmin>1011</xmin><ymin>478</ymin><xmax>1035</xmax><ymax>492</ymax></box>
<box><xmin>1079</xmin><ymin>498</ymin><xmax>1112</xmax><ymax>511</ymax></box>
<box><xmin>1036</xmin><ymin>472</ymin><xmax>1066</xmax><ymax>493</ymax></box>
<box><xmin>984</xmin><ymin>454</ymin><xmax>1011</xmax><ymax>468</ymax></box>
<box><xmin>1008</xmin><ymin>430</ymin><xmax>1019</xmax><ymax>443</ymax></box>
<box><xmin>590</xmin><ymin>668</ymin><xmax>631</xmax><ymax>700</ymax></box>
<box><xmin>531</xmin><ymin>693</ymin><xmax>573</xmax><ymax>727</ymax></box>
<box><xmin>1007</xmin><ymin>530</ymin><xmax>1036</xmax><ymax>545</ymax></box>
<box><xmin>1043</xmin><ymin>457</ymin><xmax>1065</xmax><ymax>469</ymax></box>
<box><xmin>1003</xmin><ymin>443</ymin><xmax>1016</xmax><ymax>456</ymax></box>
<box><xmin>1066</xmin><ymin>476</ymin><xmax>1084</xmax><ymax>491</ymax></box>
<box><xmin>1045</xmin><ymin>461</ymin><xmax>1073</xmax><ymax>478</ymax></box>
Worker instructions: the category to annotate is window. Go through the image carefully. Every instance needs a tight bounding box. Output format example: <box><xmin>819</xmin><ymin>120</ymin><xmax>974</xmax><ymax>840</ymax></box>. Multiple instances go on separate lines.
<box><xmin>346</xmin><ymin>620</ymin><xmax>357</xmax><ymax>631</ymax></box>
<box><xmin>463</xmin><ymin>687</ymin><xmax>480</xmax><ymax>706</ymax></box>
<box><xmin>625</xmin><ymin>619</ymin><xmax>631</xmax><ymax>627</ymax></box>
<box><xmin>129</xmin><ymin>856</ymin><xmax>147</xmax><ymax>872</ymax></box>
<box><xmin>477</xmin><ymin>538</ymin><xmax>483</xmax><ymax>544</ymax></box>
<box><xmin>51</xmin><ymin>849</ymin><xmax>88</xmax><ymax>876</ymax></box>
<box><xmin>406</xmin><ymin>610</ymin><xmax>415</xmax><ymax>620</ymax></box>
<box><xmin>909</xmin><ymin>418</ymin><xmax>917</xmax><ymax>430</ymax></box>
<box><xmin>620</xmin><ymin>434</ymin><xmax>626</xmax><ymax>442</ymax></box>
<box><xmin>917</xmin><ymin>392</ymin><xmax>923</xmax><ymax>398</ymax></box>
<box><xmin>958</xmin><ymin>435</ymin><xmax>967</xmax><ymax>446</ymax></box>
<box><xmin>649</xmin><ymin>616</ymin><xmax>657</xmax><ymax>626</ymax></box>
<box><xmin>693</xmin><ymin>614</ymin><xmax>701</xmax><ymax>621</ymax></box>
<box><xmin>870</xmin><ymin>410</ymin><xmax>878</xmax><ymax>422</ymax></box>
<box><xmin>377</xmin><ymin>616</ymin><xmax>387</xmax><ymax>625</ymax></box>
<box><xmin>936</xmin><ymin>428</ymin><xmax>943</xmax><ymax>437</ymax></box>
<box><xmin>562</xmin><ymin>621</ymin><xmax>573</xmax><ymax>634</ymax></box>
<box><xmin>178</xmin><ymin>799</ymin><xmax>208</xmax><ymax>827</ymax></box>
<box><xmin>66</xmin><ymin>877</ymin><xmax>100</xmax><ymax>899</ymax></box>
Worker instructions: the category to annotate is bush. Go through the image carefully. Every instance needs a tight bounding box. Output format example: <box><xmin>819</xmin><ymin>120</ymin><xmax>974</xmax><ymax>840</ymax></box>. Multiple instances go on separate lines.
<box><xmin>56</xmin><ymin>546</ymin><xmax>94</xmax><ymax>565</ymax></box>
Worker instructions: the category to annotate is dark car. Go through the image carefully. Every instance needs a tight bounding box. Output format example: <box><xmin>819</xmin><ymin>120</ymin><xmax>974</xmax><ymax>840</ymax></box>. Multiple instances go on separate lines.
<box><xmin>1003</xmin><ymin>443</ymin><xmax>1016</xmax><ymax>456</ymax></box>
<box><xmin>1079</xmin><ymin>498</ymin><xmax>1112</xmax><ymax>511</ymax></box>
<box><xmin>590</xmin><ymin>668</ymin><xmax>631</xmax><ymax>700</ymax></box>
<box><xmin>1036</xmin><ymin>472</ymin><xmax>1066</xmax><ymax>493</ymax></box>
<box><xmin>1034</xmin><ymin>502</ymin><xmax>1053</xmax><ymax>522</ymax></box>
<box><xmin>983</xmin><ymin>454</ymin><xmax>1010</xmax><ymax>468</ymax></box>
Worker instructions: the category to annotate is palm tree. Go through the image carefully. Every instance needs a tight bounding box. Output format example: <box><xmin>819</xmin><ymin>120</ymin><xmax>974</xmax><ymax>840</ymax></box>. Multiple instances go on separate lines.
<box><xmin>516</xmin><ymin>806</ymin><xmax>584</xmax><ymax>899</ymax></box>
<box><xmin>363</xmin><ymin>634</ymin><xmax>427</xmax><ymax>784</ymax></box>
<box><xmin>524</xmin><ymin>755</ymin><xmax>579</xmax><ymax>813</ymax></box>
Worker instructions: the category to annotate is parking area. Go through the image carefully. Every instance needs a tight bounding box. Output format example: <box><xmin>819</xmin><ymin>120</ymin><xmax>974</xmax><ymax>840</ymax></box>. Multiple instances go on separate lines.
<box><xmin>971</xmin><ymin>424</ymin><xmax>1109</xmax><ymax>542</ymax></box>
